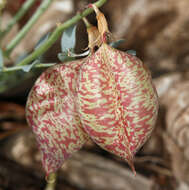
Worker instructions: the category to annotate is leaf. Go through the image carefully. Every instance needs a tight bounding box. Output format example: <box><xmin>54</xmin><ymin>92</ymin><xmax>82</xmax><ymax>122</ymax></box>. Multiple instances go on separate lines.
<box><xmin>58</xmin><ymin>52</ymin><xmax>75</xmax><ymax>62</ymax></box>
<box><xmin>0</xmin><ymin>48</ymin><xmax>4</xmax><ymax>71</ymax></box>
<box><xmin>126</xmin><ymin>50</ymin><xmax>136</xmax><ymax>56</ymax></box>
<box><xmin>109</xmin><ymin>39</ymin><xmax>125</xmax><ymax>48</ymax></box>
<box><xmin>68</xmin><ymin>49</ymin><xmax>90</xmax><ymax>58</ymax></box>
<box><xmin>20</xmin><ymin>59</ymin><xmax>40</xmax><ymax>72</ymax></box>
<box><xmin>61</xmin><ymin>25</ymin><xmax>77</xmax><ymax>52</ymax></box>
<box><xmin>58</xmin><ymin>48</ymin><xmax>89</xmax><ymax>63</ymax></box>
<box><xmin>15</xmin><ymin>52</ymin><xmax>28</xmax><ymax>64</ymax></box>
<box><xmin>35</xmin><ymin>32</ymin><xmax>50</xmax><ymax>49</ymax></box>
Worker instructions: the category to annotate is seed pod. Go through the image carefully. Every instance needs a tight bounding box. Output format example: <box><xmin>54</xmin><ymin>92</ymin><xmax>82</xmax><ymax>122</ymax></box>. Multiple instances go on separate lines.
<box><xmin>26</xmin><ymin>60</ymin><xmax>88</xmax><ymax>175</ymax></box>
<box><xmin>77</xmin><ymin>5</ymin><xmax>159</xmax><ymax>171</ymax></box>
<box><xmin>26</xmin><ymin>21</ymin><xmax>101</xmax><ymax>175</ymax></box>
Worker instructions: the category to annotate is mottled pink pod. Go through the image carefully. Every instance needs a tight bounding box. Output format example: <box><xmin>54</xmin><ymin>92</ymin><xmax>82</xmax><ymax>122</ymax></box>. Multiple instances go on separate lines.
<box><xmin>26</xmin><ymin>60</ymin><xmax>88</xmax><ymax>175</ymax></box>
<box><xmin>26</xmin><ymin>22</ymin><xmax>102</xmax><ymax>176</ymax></box>
<box><xmin>77</xmin><ymin>5</ymin><xmax>159</xmax><ymax>171</ymax></box>
<box><xmin>77</xmin><ymin>43</ymin><xmax>158</xmax><ymax>171</ymax></box>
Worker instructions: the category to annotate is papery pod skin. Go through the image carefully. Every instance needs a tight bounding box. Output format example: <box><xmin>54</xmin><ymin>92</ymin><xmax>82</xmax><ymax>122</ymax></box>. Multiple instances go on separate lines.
<box><xmin>82</xmin><ymin>17</ymin><xmax>101</xmax><ymax>50</ymax></box>
<box><xmin>26</xmin><ymin>59</ymin><xmax>88</xmax><ymax>175</ymax></box>
<box><xmin>77</xmin><ymin>43</ymin><xmax>159</xmax><ymax>166</ymax></box>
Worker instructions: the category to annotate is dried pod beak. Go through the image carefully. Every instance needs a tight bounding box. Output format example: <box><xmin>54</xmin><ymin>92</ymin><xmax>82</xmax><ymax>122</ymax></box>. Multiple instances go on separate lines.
<box><xmin>89</xmin><ymin>4</ymin><xmax>109</xmax><ymax>43</ymax></box>
<box><xmin>83</xmin><ymin>17</ymin><xmax>101</xmax><ymax>51</ymax></box>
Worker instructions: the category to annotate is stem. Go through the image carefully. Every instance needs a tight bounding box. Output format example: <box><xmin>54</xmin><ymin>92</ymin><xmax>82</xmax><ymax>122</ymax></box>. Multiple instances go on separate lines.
<box><xmin>45</xmin><ymin>173</ymin><xmax>57</xmax><ymax>190</ymax></box>
<box><xmin>0</xmin><ymin>0</ymin><xmax>37</xmax><ymax>39</ymax></box>
<box><xmin>3</xmin><ymin>63</ymin><xmax>55</xmax><ymax>72</ymax></box>
<box><xmin>5</xmin><ymin>0</ymin><xmax>52</xmax><ymax>55</ymax></box>
<box><xmin>83</xmin><ymin>17</ymin><xmax>92</xmax><ymax>28</ymax></box>
<box><xmin>0</xmin><ymin>16</ymin><xmax>2</xmax><ymax>32</ymax></box>
<box><xmin>16</xmin><ymin>0</ymin><xmax>107</xmax><ymax>67</ymax></box>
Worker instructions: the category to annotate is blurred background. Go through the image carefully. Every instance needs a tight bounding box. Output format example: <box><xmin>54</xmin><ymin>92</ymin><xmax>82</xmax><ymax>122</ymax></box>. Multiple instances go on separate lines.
<box><xmin>0</xmin><ymin>0</ymin><xmax>189</xmax><ymax>189</ymax></box>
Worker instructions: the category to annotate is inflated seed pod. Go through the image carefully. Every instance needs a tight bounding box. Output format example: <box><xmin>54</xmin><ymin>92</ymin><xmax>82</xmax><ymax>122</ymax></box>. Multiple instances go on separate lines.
<box><xmin>26</xmin><ymin>20</ymin><xmax>100</xmax><ymax>175</ymax></box>
<box><xmin>26</xmin><ymin>60</ymin><xmax>88</xmax><ymax>175</ymax></box>
<box><xmin>77</xmin><ymin>5</ymin><xmax>159</xmax><ymax>171</ymax></box>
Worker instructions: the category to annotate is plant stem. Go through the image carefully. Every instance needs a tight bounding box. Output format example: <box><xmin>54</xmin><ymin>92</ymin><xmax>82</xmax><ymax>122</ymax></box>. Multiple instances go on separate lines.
<box><xmin>45</xmin><ymin>173</ymin><xmax>57</xmax><ymax>190</ymax></box>
<box><xmin>83</xmin><ymin>17</ymin><xmax>92</xmax><ymax>28</ymax></box>
<box><xmin>3</xmin><ymin>63</ymin><xmax>55</xmax><ymax>72</ymax></box>
<box><xmin>0</xmin><ymin>0</ymin><xmax>37</xmax><ymax>39</ymax></box>
<box><xmin>5</xmin><ymin>0</ymin><xmax>52</xmax><ymax>55</ymax></box>
<box><xmin>16</xmin><ymin>0</ymin><xmax>107</xmax><ymax>67</ymax></box>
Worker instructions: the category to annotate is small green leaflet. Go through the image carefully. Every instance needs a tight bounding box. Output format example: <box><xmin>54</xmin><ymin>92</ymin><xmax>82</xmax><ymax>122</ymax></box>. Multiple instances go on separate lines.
<box><xmin>20</xmin><ymin>59</ymin><xmax>40</xmax><ymax>72</ymax></box>
<box><xmin>0</xmin><ymin>48</ymin><xmax>4</xmax><ymax>71</ymax></box>
<box><xmin>109</xmin><ymin>39</ymin><xmax>125</xmax><ymax>48</ymax></box>
<box><xmin>35</xmin><ymin>32</ymin><xmax>50</xmax><ymax>49</ymax></box>
<box><xmin>109</xmin><ymin>39</ymin><xmax>136</xmax><ymax>56</ymax></box>
<box><xmin>58</xmin><ymin>25</ymin><xmax>89</xmax><ymax>62</ymax></box>
<box><xmin>58</xmin><ymin>53</ymin><xmax>75</xmax><ymax>62</ymax></box>
<box><xmin>67</xmin><ymin>50</ymin><xmax>90</xmax><ymax>58</ymax></box>
<box><xmin>61</xmin><ymin>25</ymin><xmax>77</xmax><ymax>52</ymax></box>
<box><xmin>126</xmin><ymin>50</ymin><xmax>136</xmax><ymax>56</ymax></box>
<box><xmin>15</xmin><ymin>52</ymin><xmax>28</xmax><ymax>64</ymax></box>
<box><xmin>58</xmin><ymin>49</ymin><xmax>90</xmax><ymax>62</ymax></box>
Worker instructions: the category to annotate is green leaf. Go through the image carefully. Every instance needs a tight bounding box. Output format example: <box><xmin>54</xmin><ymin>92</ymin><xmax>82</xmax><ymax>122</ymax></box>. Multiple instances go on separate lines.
<box><xmin>58</xmin><ymin>52</ymin><xmax>75</xmax><ymax>62</ymax></box>
<box><xmin>126</xmin><ymin>50</ymin><xmax>136</xmax><ymax>56</ymax></box>
<box><xmin>35</xmin><ymin>32</ymin><xmax>50</xmax><ymax>49</ymax></box>
<box><xmin>68</xmin><ymin>50</ymin><xmax>90</xmax><ymax>57</ymax></box>
<box><xmin>61</xmin><ymin>25</ymin><xmax>77</xmax><ymax>52</ymax></box>
<box><xmin>20</xmin><ymin>59</ymin><xmax>40</xmax><ymax>72</ymax></box>
<box><xmin>0</xmin><ymin>48</ymin><xmax>4</xmax><ymax>71</ymax></box>
<box><xmin>109</xmin><ymin>39</ymin><xmax>125</xmax><ymax>48</ymax></box>
<box><xmin>15</xmin><ymin>52</ymin><xmax>28</xmax><ymax>64</ymax></box>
